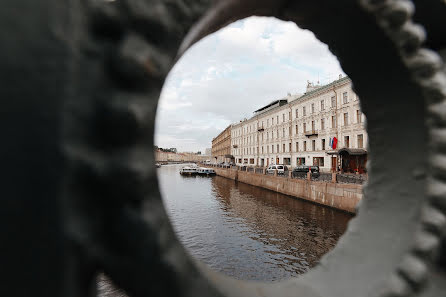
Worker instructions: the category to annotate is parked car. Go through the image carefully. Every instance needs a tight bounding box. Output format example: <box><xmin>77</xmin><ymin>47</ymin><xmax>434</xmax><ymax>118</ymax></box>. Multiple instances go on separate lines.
<box><xmin>292</xmin><ymin>165</ymin><xmax>320</xmax><ymax>178</ymax></box>
<box><xmin>266</xmin><ymin>164</ymin><xmax>289</xmax><ymax>175</ymax></box>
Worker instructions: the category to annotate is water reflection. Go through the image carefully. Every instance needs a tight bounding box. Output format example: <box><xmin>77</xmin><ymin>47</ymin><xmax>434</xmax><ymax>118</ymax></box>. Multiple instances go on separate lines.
<box><xmin>159</xmin><ymin>164</ymin><xmax>352</xmax><ymax>281</ymax></box>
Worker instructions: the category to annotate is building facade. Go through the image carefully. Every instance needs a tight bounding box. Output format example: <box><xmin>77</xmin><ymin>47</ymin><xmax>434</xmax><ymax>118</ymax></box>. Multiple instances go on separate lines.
<box><xmin>231</xmin><ymin>77</ymin><xmax>368</xmax><ymax>172</ymax></box>
<box><xmin>155</xmin><ymin>150</ymin><xmax>208</xmax><ymax>163</ymax></box>
<box><xmin>211</xmin><ymin>125</ymin><xmax>233</xmax><ymax>163</ymax></box>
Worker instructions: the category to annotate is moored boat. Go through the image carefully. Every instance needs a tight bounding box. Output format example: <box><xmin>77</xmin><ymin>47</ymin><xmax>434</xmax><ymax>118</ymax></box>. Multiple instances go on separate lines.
<box><xmin>197</xmin><ymin>167</ymin><xmax>216</xmax><ymax>176</ymax></box>
<box><xmin>179</xmin><ymin>166</ymin><xmax>198</xmax><ymax>175</ymax></box>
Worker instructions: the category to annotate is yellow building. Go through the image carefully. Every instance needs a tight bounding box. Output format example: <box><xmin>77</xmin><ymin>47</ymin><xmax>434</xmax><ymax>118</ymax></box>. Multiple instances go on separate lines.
<box><xmin>211</xmin><ymin>125</ymin><xmax>233</xmax><ymax>164</ymax></box>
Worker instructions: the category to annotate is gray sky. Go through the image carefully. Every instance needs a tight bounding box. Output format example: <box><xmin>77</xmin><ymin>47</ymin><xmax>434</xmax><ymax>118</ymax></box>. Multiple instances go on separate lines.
<box><xmin>155</xmin><ymin>17</ymin><xmax>344</xmax><ymax>153</ymax></box>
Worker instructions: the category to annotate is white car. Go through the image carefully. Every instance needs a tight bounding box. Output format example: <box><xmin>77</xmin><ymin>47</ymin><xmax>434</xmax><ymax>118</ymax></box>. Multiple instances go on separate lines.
<box><xmin>266</xmin><ymin>164</ymin><xmax>289</xmax><ymax>175</ymax></box>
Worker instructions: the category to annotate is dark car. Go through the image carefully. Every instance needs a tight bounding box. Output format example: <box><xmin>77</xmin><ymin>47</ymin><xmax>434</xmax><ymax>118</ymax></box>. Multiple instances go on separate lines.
<box><xmin>292</xmin><ymin>165</ymin><xmax>320</xmax><ymax>178</ymax></box>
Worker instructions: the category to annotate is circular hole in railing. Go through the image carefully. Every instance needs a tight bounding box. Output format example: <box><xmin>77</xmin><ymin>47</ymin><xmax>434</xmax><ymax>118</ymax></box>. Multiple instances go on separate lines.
<box><xmin>155</xmin><ymin>16</ymin><xmax>366</xmax><ymax>282</ymax></box>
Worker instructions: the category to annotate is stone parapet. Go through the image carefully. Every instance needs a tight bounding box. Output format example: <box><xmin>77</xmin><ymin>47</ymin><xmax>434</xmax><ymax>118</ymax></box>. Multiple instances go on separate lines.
<box><xmin>212</xmin><ymin>167</ymin><xmax>361</xmax><ymax>213</ymax></box>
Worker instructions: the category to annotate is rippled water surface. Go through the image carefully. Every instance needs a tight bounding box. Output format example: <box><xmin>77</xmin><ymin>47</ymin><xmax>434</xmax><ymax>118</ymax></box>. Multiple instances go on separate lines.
<box><xmin>159</xmin><ymin>164</ymin><xmax>352</xmax><ymax>281</ymax></box>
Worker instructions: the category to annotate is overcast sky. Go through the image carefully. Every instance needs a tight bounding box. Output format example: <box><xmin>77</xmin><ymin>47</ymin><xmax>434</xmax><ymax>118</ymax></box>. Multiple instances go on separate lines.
<box><xmin>155</xmin><ymin>16</ymin><xmax>344</xmax><ymax>153</ymax></box>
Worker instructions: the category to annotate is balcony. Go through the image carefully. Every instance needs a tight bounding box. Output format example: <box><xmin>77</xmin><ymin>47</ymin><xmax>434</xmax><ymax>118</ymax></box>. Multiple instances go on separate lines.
<box><xmin>305</xmin><ymin>130</ymin><xmax>318</xmax><ymax>137</ymax></box>
<box><xmin>233</xmin><ymin>145</ymin><xmax>238</xmax><ymax>148</ymax></box>
<box><xmin>257</xmin><ymin>126</ymin><xmax>264</xmax><ymax>132</ymax></box>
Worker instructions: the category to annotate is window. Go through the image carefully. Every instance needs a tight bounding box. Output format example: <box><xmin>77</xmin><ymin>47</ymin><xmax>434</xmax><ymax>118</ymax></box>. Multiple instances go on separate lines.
<box><xmin>283</xmin><ymin>158</ymin><xmax>291</xmax><ymax>165</ymax></box>
<box><xmin>283</xmin><ymin>128</ymin><xmax>285</xmax><ymax>137</ymax></box>
<box><xmin>283</xmin><ymin>143</ymin><xmax>285</xmax><ymax>152</ymax></box>
<box><xmin>297</xmin><ymin>157</ymin><xmax>305</xmax><ymax>165</ymax></box>
<box><xmin>331</xmin><ymin>96</ymin><xmax>336</xmax><ymax>108</ymax></box>
<box><xmin>321</xmin><ymin>118</ymin><xmax>325</xmax><ymax>130</ymax></box>
<box><xmin>283</xmin><ymin>114</ymin><xmax>285</xmax><ymax>122</ymax></box>
<box><xmin>313</xmin><ymin>157</ymin><xmax>324</xmax><ymax>167</ymax></box>
<box><xmin>321</xmin><ymin>100</ymin><xmax>325</xmax><ymax>110</ymax></box>
<box><xmin>277</xmin><ymin>130</ymin><xmax>279</xmax><ymax>139</ymax></box>
<box><xmin>332</xmin><ymin>115</ymin><xmax>337</xmax><ymax>128</ymax></box>
<box><xmin>272</xmin><ymin>117</ymin><xmax>274</xmax><ymax>125</ymax></box>
<box><xmin>262</xmin><ymin>146</ymin><xmax>264</xmax><ymax>154</ymax></box>
<box><xmin>311</xmin><ymin>103</ymin><xmax>315</xmax><ymax>114</ymax></box>
<box><xmin>289</xmin><ymin>111</ymin><xmax>291</xmax><ymax>121</ymax></box>
<box><xmin>322</xmin><ymin>139</ymin><xmax>326</xmax><ymax>150</ymax></box>
<box><xmin>344</xmin><ymin>112</ymin><xmax>349</xmax><ymax>126</ymax></box>
<box><xmin>289</xmin><ymin>142</ymin><xmax>291</xmax><ymax>152</ymax></box>
<box><xmin>289</xmin><ymin>126</ymin><xmax>292</xmax><ymax>136</ymax></box>
<box><xmin>296</xmin><ymin>142</ymin><xmax>299</xmax><ymax>152</ymax></box>
<box><xmin>277</xmin><ymin>144</ymin><xmax>279</xmax><ymax>153</ymax></box>
<box><xmin>295</xmin><ymin>124</ymin><xmax>298</xmax><ymax>134</ymax></box>
<box><xmin>343</xmin><ymin>92</ymin><xmax>348</xmax><ymax>104</ymax></box>
<box><xmin>277</xmin><ymin>116</ymin><xmax>279</xmax><ymax>123</ymax></box>
<box><xmin>312</xmin><ymin>140</ymin><xmax>316</xmax><ymax>151</ymax></box>
<box><xmin>304</xmin><ymin>141</ymin><xmax>307</xmax><ymax>151</ymax></box>
<box><xmin>345</xmin><ymin>136</ymin><xmax>350</xmax><ymax>148</ymax></box>
<box><xmin>357</xmin><ymin>134</ymin><xmax>364</xmax><ymax>148</ymax></box>
<box><xmin>303</xmin><ymin>106</ymin><xmax>306</xmax><ymax>116</ymax></box>
<box><xmin>267</xmin><ymin>119</ymin><xmax>269</xmax><ymax>127</ymax></box>
<box><xmin>311</xmin><ymin>120</ymin><xmax>315</xmax><ymax>131</ymax></box>
<box><xmin>303</xmin><ymin>122</ymin><xmax>306</xmax><ymax>132</ymax></box>
<box><xmin>250</xmin><ymin>158</ymin><xmax>255</xmax><ymax>164</ymax></box>
<box><xmin>267</xmin><ymin>132</ymin><xmax>268</xmax><ymax>139</ymax></box>
<box><xmin>267</xmin><ymin>146</ymin><xmax>269</xmax><ymax>153</ymax></box>
<box><xmin>357</xmin><ymin>110</ymin><xmax>362</xmax><ymax>123</ymax></box>
<box><xmin>295</xmin><ymin>109</ymin><xmax>298</xmax><ymax>118</ymax></box>
<box><xmin>272</xmin><ymin>145</ymin><xmax>274</xmax><ymax>153</ymax></box>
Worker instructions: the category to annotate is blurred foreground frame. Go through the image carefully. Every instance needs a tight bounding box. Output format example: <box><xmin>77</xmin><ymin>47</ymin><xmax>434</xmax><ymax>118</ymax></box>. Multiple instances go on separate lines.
<box><xmin>0</xmin><ymin>0</ymin><xmax>445</xmax><ymax>297</ymax></box>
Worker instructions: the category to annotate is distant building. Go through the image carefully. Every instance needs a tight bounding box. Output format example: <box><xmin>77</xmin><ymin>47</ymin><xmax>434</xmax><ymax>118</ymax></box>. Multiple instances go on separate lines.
<box><xmin>155</xmin><ymin>150</ymin><xmax>208</xmax><ymax>163</ymax></box>
<box><xmin>204</xmin><ymin>148</ymin><xmax>212</xmax><ymax>156</ymax></box>
<box><xmin>231</xmin><ymin>76</ymin><xmax>368</xmax><ymax>173</ymax></box>
<box><xmin>211</xmin><ymin>125</ymin><xmax>233</xmax><ymax>164</ymax></box>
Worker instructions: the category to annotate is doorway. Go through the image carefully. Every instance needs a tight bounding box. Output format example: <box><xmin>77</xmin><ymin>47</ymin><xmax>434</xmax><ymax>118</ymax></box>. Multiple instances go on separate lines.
<box><xmin>331</xmin><ymin>157</ymin><xmax>337</xmax><ymax>172</ymax></box>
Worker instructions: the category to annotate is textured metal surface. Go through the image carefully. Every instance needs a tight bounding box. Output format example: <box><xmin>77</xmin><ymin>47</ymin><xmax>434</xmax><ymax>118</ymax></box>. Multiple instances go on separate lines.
<box><xmin>0</xmin><ymin>0</ymin><xmax>445</xmax><ymax>297</ymax></box>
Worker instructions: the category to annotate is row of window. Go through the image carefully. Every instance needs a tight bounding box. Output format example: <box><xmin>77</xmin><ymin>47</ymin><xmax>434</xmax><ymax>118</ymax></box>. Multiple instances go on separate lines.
<box><xmin>233</xmin><ymin>111</ymin><xmax>363</xmax><ymax>146</ymax></box>
<box><xmin>232</xmin><ymin>92</ymin><xmax>356</xmax><ymax>137</ymax></box>
<box><xmin>236</xmin><ymin>156</ymin><xmax>326</xmax><ymax>167</ymax></box>
<box><xmin>235</xmin><ymin>134</ymin><xmax>364</xmax><ymax>155</ymax></box>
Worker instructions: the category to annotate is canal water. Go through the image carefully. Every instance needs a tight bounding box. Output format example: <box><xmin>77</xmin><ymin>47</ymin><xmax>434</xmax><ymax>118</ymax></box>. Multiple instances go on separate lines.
<box><xmin>159</xmin><ymin>164</ymin><xmax>352</xmax><ymax>281</ymax></box>
<box><xmin>98</xmin><ymin>164</ymin><xmax>353</xmax><ymax>296</ymax></box>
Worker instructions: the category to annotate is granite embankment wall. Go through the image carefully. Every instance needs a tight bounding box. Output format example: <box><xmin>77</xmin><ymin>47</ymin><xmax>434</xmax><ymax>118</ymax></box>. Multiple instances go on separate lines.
<box><xmin>213</xmin><ymin>168</ymin><xmax>362</xmax><ymax>213</ymax></box>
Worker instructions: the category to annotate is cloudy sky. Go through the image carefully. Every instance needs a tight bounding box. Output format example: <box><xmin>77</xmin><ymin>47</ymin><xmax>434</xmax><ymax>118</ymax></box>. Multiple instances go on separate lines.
<box><xmin>155</xmin><ymin>16</ymin><xmax>344</xmax><ymax>153</ymax></box>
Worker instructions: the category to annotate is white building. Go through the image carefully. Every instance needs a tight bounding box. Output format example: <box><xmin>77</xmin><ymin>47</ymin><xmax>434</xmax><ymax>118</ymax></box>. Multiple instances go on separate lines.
<box><xmin>231</xmin><ymin>76</ymin><xmax>368</xmax><ymax>173</ymax></box>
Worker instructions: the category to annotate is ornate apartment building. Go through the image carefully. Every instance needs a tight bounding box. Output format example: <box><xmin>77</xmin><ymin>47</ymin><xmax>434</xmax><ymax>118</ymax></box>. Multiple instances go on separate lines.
<box><xmin>231</xmin><ymin>76</ymin><xmax>368</xmax><ymax>173</ymax></box>
<box><xmin>211</xmin><ymin>125</ymin><xmax>233</xmax><ymax>163</ymax></box>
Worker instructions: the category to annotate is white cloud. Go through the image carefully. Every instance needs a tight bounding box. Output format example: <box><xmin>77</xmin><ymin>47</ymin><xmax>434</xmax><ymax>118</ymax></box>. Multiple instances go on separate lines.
<box><xmin>155</xmin><ymin>16</ymin><xmax>345</xmax><ymax>152</ymax></box>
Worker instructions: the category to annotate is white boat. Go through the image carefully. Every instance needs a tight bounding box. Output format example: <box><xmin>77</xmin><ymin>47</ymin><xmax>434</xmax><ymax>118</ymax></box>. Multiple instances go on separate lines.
<box><xmin>179</xmin><ymin>166</ymin><xmax>198</xmax><ymax>175</ymax></box>
<box><xmin>197</xmin><ymin>167</ymin><xmax>216</xmax><ymax>176</ymax></box>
